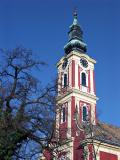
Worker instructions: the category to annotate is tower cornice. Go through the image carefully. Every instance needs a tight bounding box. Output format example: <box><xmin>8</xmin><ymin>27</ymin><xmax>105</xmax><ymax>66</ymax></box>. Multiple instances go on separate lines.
<box><xmin>56</xmin><ymin>50</ymin><xmax>96</xmax><ymax>68</ymax></box>
<box><xmin>56</xmin><ymin>87</ymin><xmax>98</xmax><ymax>104</ymax></box>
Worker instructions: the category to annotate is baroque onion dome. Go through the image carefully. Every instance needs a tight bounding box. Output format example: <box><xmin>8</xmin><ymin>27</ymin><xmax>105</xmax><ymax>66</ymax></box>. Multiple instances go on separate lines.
<box><xmin>64</xmin><ymin>11</ymin><xmax>87</xmax><ymax>54</ymax></box>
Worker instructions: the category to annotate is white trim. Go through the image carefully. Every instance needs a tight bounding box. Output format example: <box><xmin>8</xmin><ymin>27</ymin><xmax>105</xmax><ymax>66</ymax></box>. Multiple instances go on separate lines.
<box><xmin>69</xmin><ymin>62</ymin><xmax>72</xmax><ymax>87</ymax></box>
<box><xmin>90</xmin><ymin>69</ymin><xmax>94</xmax><ymax>95</ymax></box>
<box><xmin>75</xmin><ymin>60</ymin><xmax>79</xmax><ymax>89</ymax></box>
<box><xmin>57</xmin><ymin>91</ymin><xmax>98</xmax><ymax>105</ymax></box>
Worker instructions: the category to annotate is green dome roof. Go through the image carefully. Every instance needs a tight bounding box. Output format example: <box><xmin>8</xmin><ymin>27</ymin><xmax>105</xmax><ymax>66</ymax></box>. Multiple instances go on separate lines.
<box><xmin>64</xmin><ymin>11</ymin><xmax>87</xmax><ymax>54</ymax></box>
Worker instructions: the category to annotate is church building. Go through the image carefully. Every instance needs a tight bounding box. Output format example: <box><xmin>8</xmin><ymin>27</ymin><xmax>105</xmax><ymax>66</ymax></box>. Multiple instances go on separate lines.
<box><xmin>43</xmin><ymin>11</ymin><xmax>120</xmax><ymax>160</ymax></box>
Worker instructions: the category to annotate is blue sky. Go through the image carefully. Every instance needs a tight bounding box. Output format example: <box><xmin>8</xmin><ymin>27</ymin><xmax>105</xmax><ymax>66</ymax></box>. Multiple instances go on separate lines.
<box><xmin>0</xmin><ymin>0</ymin><xmax>120</xmax><ymax>127</ymax></box>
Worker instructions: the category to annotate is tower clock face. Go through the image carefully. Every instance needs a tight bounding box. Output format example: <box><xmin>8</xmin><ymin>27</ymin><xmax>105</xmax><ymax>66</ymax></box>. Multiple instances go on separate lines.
<box><xmin>80</xmin><ymin>58</ymin><xmax>88</xmax><ymax>68</ymax></box>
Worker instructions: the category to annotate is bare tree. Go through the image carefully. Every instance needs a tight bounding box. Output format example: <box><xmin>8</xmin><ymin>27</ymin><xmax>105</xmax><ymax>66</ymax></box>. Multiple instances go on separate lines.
<box><xmin>0</xmin><ymin>47</ymin><xmax>56</xmax><ymax>160</ymax></box>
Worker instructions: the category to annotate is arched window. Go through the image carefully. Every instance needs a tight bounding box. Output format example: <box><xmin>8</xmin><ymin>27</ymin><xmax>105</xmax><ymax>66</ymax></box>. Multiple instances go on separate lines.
<box><xmin>81</xmin><ymin>72</ymin><xmax>86</xmax><ymax>86</ymax></box>
<box><xmin>60</xmin><ymin>107</ymin><xmax>66</xmax><ymax>123</ymax></box>
<box><xmin>62</xmin><ymin>107</ymin><xmax>66</xmax><ymax>122</ymax></box>
<box><xmin>82</xmin><ymin>106</ymin><xmax>87</xmax><ymax>121</ymax></box>
<box><xmin>64</xmin><ymin>74</ymin><xmax>67</xmax><ymax>87</ymax></box>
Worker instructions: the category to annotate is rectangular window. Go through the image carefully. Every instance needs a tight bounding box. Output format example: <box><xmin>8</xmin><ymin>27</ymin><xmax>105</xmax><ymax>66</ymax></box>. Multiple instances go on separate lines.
<box><xmin>64</xmin><ymin>74</ymin><xmax>67</xmax><ymax>87</ymax></box>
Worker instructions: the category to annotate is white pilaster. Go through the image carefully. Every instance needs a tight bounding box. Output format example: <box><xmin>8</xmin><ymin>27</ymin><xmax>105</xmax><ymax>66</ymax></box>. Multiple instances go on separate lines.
<box><xmin>75</xmin><ymin>61</ymin><xmax>79</xmax><ymax>89</ymax></box>
<box><xmin>90</xmin><ymin>69</ymin><xmax>94</xmax><ymax>95</ymax></box>
<box><xmin>67</xmin><ymin>101</ymin><xmax>71</xmax><ymax>138</ymax></box>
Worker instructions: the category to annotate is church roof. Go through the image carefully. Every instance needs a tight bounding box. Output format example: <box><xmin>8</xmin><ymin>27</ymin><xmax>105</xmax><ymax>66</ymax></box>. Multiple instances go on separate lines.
<box><xmin>93</xmin><ymin>122</ymin><xmax>120</xmax><ymax>147</ymax></box>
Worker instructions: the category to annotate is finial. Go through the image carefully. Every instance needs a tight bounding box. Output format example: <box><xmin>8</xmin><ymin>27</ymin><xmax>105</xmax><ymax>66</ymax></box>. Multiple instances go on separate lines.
<box><xmin>73</xmin><ymin>8</ymin><xmax>78</xmax><ymax>25</ymax></box>
<box><xmin>73</xmin><ymin>8</ymin><xmax>77</xmax><ymax>19</ymax></box>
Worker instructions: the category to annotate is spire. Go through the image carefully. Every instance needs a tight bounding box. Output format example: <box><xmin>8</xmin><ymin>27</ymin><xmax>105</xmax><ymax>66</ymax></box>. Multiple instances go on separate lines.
<box><xmin>64</xmin><ymin>11</ymin><xmax>87</xmax><ymax>54</ymax></box>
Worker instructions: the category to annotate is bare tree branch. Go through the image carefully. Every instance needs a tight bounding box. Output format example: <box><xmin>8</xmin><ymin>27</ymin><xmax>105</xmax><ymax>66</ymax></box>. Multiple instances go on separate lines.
<box><xmin>0</xmin><ymin>47</ymin><xmax>56</xmax><ymax>159</ymax></box>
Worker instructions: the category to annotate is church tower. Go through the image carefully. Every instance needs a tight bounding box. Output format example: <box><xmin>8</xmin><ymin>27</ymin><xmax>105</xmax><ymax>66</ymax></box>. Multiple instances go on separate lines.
<box><xmin>43</xmin><ymin>11</ymin><xmax>120</xmax><ymax>160</ymax></box>
<box><xmin>55</xmin><ymin>11</ymin><xmax>98</xmax><ymax>160</ymax></box>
